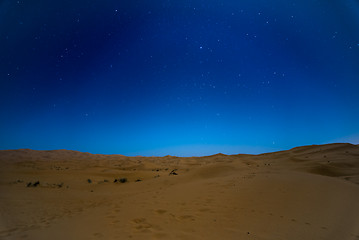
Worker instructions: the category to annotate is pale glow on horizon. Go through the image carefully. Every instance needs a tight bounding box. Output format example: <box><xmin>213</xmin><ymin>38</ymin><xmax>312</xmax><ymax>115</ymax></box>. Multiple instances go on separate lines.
<box><xmin>124</xmin><ymin>144</ymin><xmax>281</xmax><ymax>157</ymax></box>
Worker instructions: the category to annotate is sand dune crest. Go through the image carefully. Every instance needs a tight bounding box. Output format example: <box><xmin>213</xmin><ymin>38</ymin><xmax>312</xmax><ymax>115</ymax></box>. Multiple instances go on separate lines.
<box><xmin>1</xmin><ymin>143</ymin><xmax>359</xmax><ymax>239</ymax></box>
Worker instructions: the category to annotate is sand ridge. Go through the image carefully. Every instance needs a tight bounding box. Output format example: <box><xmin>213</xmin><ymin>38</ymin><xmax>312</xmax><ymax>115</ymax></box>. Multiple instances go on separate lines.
<box><xmin>1</xmin><ymin>143</ymin><xmax>359</xmax><ymax>239</ymax></box>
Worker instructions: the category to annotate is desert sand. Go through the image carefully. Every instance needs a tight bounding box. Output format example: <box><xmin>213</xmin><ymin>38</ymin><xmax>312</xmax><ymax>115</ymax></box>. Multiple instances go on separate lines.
<box><xmin>1</xmin><ymin>143</ymin><xmax>359</xmax><ymax>240</ymax></box>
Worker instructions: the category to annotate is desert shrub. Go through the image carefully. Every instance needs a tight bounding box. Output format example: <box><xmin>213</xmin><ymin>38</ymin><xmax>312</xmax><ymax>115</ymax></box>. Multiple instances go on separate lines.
<box><xmin>119</xmin><ymin>178</ymin><xmax>127</xmax><ymax>183</ymax></box>
<box><xmin>26</xmin><ymin>181</ymin><xmax>40</xmax><ymax>187</ymax></box>
<box><xmin>114</xmin><ymin>178</ymin><xmax>127</xmax><ymax>183</ymax></box>
<box><xmin>169</xmin><ymin>169</ymin><xmax>178</xmax><ymax>175</ymax></box>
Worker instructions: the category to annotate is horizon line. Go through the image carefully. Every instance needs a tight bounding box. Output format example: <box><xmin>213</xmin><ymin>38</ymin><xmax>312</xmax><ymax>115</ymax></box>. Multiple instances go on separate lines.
<box><xmin>0</xmin><ymin>142</ymin><xmax>357</xmax><ymax>158</ymax></box>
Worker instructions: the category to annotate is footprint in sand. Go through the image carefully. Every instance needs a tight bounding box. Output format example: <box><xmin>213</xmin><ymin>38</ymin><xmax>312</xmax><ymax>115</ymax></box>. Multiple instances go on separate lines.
<box><xmin>39</xmin><ymin>218</ymin><xmax>51</xmax><ymax>228</ymax></box>
<box><xmin>0</xmin><ymin>228</ymin><xmax>18</xmax><ymax>238</ymax></box>
<box><xmin>155</xmin><ymin>209</ymin><xmax>167</xmax><ymax>215</ymax></box>
<box><xmin>131</xmin><ymin>218</ymin><xmax>161</xmax><ymax>232</ymax></box>
<box><xmin>205</xmin><ymin>198</ymin><xmax>213</xmax><ymax>204</ymax></box>
<box><xmin>152</xmin><ymin>232</ymin><xmax>168</xmax><ymax>239</ymax></box>
<box><xmin>198</xmin><ymin>208</ymin><xmax>211</xmax><ymax>213</ymax></box>
<box><xmin>93</xmin><ymin>232</ymin><xmax>104</xmax><ymax>238</ymax></box>
<box><xmin>177</xmin><ymin>215</ymin><xmax>195</xmax><ymax>221</ymax></box>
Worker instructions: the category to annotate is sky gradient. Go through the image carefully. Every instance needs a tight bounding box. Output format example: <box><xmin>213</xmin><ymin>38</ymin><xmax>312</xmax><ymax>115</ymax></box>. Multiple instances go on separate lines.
<box><xmin>1</xmin><ymin>0</ymin><xmax>359</xmax><ymax>156</ymax></box>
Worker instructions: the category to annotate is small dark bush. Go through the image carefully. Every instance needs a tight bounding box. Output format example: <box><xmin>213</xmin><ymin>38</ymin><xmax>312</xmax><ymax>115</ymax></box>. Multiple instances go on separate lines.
<box><xmin>114</xmin><ymin>178</ymin><xmax>127</xmax><ymax>183</ymax></box>
<box><xmin>27</xmin><ymin>181</ymin><xmax>40</xmax><ymax>187</ymax></box>
<box><xmin>87</xmin><ymin>179</ymin><xmax>92</xmax><ymax>183</ymax></box>
<box><xmin>119</xmin><ymin>178</ymin><xmax>127</xmax><ymax>183</ymax></box>
<box><xmin>169</xmin><ymin>169</ymin><xmax>178</xmax><ymax>176</ymax></box>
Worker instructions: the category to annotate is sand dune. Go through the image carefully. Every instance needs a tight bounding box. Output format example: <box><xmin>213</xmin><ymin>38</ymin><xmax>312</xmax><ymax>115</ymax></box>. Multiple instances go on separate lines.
<box><xmin>1</xmin><ymin>143</ymin><xmax>359</xmax><ymax>239</ymax></box>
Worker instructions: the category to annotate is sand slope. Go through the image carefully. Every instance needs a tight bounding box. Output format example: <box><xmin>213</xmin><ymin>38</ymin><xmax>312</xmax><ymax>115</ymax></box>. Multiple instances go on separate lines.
<box><xmin>1</xmin><ymin>143</ymin><xmax>359</xmax><ymax>240</ymax></box>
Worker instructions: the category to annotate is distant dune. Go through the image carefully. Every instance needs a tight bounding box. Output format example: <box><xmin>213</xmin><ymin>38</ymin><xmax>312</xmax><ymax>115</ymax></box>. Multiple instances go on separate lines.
<box><xmin>1</xmin><ymin>143</ymin><xmax>359</xmax><ymax>240</ymax></box>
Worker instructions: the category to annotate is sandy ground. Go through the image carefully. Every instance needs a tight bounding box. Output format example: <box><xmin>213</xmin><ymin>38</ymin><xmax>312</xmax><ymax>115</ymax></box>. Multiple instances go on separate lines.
<box><xmin>1</xmin><ymin>143</ymin><xmax>359</xmax><ymax>240</ymax></box>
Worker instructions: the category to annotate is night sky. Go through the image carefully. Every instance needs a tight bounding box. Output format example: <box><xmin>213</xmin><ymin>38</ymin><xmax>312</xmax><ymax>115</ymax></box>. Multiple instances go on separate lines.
<box><xmin>1</xmin><ymin>0</ymin><xmax>359</xmax><ymax>156</ymax></box>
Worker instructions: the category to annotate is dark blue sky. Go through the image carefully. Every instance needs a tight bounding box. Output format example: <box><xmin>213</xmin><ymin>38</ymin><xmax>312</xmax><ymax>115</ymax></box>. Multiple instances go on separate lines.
<box><xmin>1</xmin><ymin>0</ymin><xmax>359</xmax><ymax>156</ymax></box>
